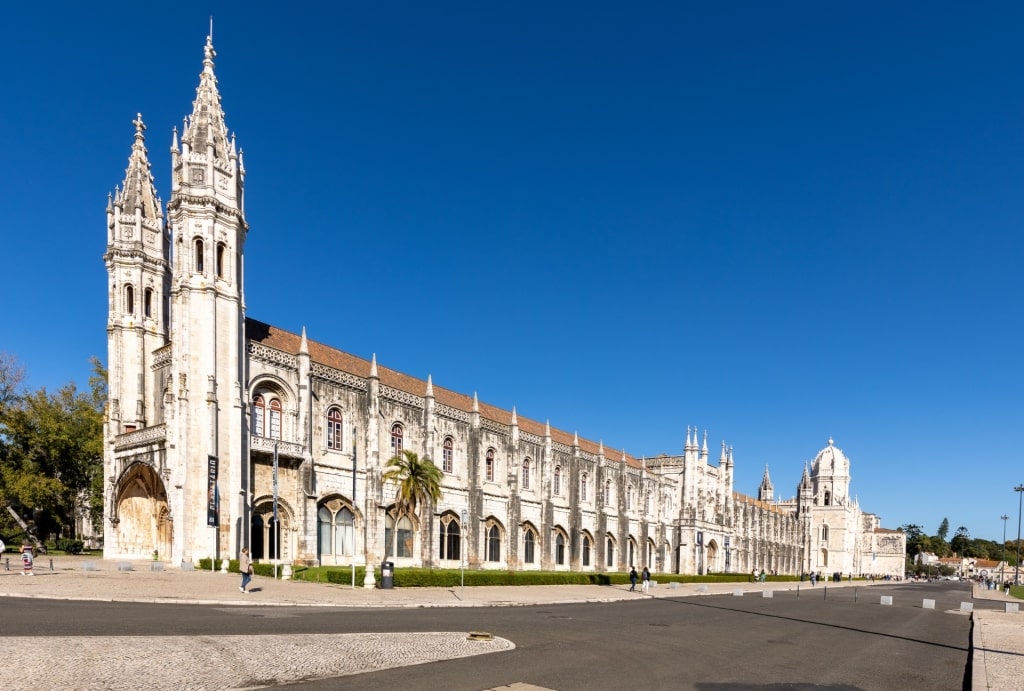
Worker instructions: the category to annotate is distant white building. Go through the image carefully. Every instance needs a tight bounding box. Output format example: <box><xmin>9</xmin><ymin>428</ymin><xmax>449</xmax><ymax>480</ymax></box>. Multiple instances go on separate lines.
<box><xmin>101</xmin><ymin>34</ymin><xmax>905</xmax><ymax>578</ymax></box>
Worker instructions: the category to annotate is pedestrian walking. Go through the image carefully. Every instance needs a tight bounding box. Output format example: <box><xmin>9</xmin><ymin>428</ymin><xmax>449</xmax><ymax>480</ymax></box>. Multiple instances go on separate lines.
<box><xmin>641</xmin><ymin>566</ymin><xmax>650</xmax><ymax>593</ymax></box>
<box><xmin>629</xmin><ymin>565</ymin><xmax>638</xmax><ymax>591</ymax></box>
<box><xmin>239</xmin><ymin>547</ymin><xmax>253</xmax><ymax>593</ymax></box>
<box><xmin>20</xmin><ymin>544</ymin><xmax>34</xmax><ymax>576</ymax></box>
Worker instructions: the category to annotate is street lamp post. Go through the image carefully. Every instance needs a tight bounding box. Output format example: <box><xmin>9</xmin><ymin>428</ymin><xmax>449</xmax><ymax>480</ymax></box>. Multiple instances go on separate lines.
<box><xmin>1001</xmin><ymin>514</ymin><xmax>1009</xmax><ymax>586</ymax></box>
<box><xmin>1015</xmin><ymin>485</ymin><xmax>1024</xmax><ymax>586</ymax></box>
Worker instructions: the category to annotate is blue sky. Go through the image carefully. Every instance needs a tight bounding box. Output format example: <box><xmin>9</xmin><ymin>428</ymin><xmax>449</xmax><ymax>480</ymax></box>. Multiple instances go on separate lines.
<box><xmin>2</xmin><ymin>2</ymin><xmax>1021</xmax><ymax>544</ymax></box>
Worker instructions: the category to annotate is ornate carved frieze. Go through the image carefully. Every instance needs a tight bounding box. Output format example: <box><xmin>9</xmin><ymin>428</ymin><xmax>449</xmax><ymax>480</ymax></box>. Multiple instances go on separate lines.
<box><xmin>552</xmin><ymin>441</ymin><xmax>571</xmax><ymax>455</ymax></box>
<box><xmin>481</xmin><ymin>418</ymin><xmax>508</xmax><ymax>437</ymax></box>
<box><xmin>250</xmin><ymin>435</ymin><xmax>304</xmax><ymax>458</ymax></box>
<box><xmin>380</xmin><ymin>385</ymin><xmax>424</xmax><ymax>409</ymax></box>
<box><xmin>151</xmin><ymin>345</ymin><xmax>173</xmax><ymax>370</ymax></box>
<box><xmin>579</xmin><ymin>450</ymin><xmax>595</xmax><ymax>462</ymax></box>
<box><xmin>114</xmin><ymin>424</ymin><xmax>167</xmax><ymax>452</ymax></box>
<box><xmin>247</xmin><ymin>342</ymin><xmax>298</xmax><ymax>370</ymax></box>
<box><xmin>311</xmin><ymin>362</ymin><xmax>368</xmax><ymax>391</ymax></box>
<box><xmin>435</xmin><ymin>403</ymin><xmax>469</xmax><ymax>423</ymax></box>
<box><xmin>520</xmin><ymin>431</ymin><xmax>542</xmax><ymax>446</ymax></box>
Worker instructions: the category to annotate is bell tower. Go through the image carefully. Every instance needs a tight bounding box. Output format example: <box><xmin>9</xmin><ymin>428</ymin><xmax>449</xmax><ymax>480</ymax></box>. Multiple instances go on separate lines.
<box><xmin>104</xmin><ymin>114</ymin><xmax>169</xmax><ymax>437</ymax></box>
<box><xmin>165</xmin><ymin>34</ymin><xmax>248</xmax><ymax>562</ymax></box>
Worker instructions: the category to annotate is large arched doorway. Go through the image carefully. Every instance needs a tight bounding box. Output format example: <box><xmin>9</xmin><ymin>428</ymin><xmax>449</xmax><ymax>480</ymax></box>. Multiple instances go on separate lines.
<box><xmin>114</xmin><ymin>463</ymin><xmax>171</xmax><ymax>559</ymax></box>
<box><xmin>252</xmin><ymin>500</ymin><xmax>291</xmax><ymax>562</ymax></box>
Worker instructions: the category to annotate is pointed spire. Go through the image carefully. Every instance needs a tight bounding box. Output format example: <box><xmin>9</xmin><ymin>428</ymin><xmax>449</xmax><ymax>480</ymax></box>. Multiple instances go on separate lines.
<box><xmin>719</xmin><ymin>440</ymin><xmax>727</xmax><ymax>463</ymax></box>
<box><xmin>299</xmin><ymin>326</ymin><xmax>308</xmax><ymax>354</ymax></box>
<box><xmin>598</xmin><ymin>439</ymin><xmax>604</xmax><ymax>455</ymax></box>
<box><xmin>472</xmin><ymin>392</ymin><xmax>479</xmax><ymax>412</ymax></box>
<box><xmin>114</xmin><ymin>113</ymin><xmax>161</xmax><ymax>223</ymax></box>
<box><xmin>760</xmin><ymin>465</ymin><xmax>774</xmax><ymax>491</ymax></box>
<box><xmin>425</xmin><ymin>374</ymin><xmax>433</xmax><ymax>397</ymax></box>
<box><xmin>702</xmin><ymin>430</ymin><xmax>708</xmax><ymax>453</ymax></box>
<box><xmin>685</xmin><ymin>425</ymin><xmax>692</xmax><ymax>449</ymax></box>
<box><xmin>545</xmin><ymin>420</ymin><xmax>551</xmax><ymax>437</ymax></box>
<box><xmin>181</xmin><ymin>33</ymin><xmax>230</xmax><ymax>160</ymax></box>
<box><xmin>369</xmin><ymin>353</ymin><xmax>378</xmax><ymax>378</ymax></box>
<box><xmin>510</xmin><ymin>406</ymin><xmax>517</xmax><ymax>425</ymax></box>
<box><xmin>573</xmin><ymin>431</ymin><xmax>579</xmax><ymax>447</ymax></box>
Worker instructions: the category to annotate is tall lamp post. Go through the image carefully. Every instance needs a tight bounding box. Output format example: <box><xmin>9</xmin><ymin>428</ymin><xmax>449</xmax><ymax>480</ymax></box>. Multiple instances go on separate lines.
<box><xmin>1015</xmin><ymin>485</ymin><xmax>1024</xmax><ymax>586</ymax></box>
<box><xmin>1001</xmin><ymin>514</ymin><xmax>1009</xmax><ymax>586</ymax></box>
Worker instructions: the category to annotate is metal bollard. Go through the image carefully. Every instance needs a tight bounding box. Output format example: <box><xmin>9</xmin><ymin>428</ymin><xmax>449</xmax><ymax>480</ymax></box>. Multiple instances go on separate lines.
<box><xmin>854</xmin><ymin>586</ymin><xmax>858</xmax><ymax>603</ymax></box>
<box><xmin>4</xmin><ymin>558</ymin><xmax>8</xmax><ymax>571</ymax></box>
<box><xmin>49</xmin><ymin>558</ymin><xmax>54</xmax><ymax>572</ymax></box>
<box><xmin>823</xmin><ymin>584</ymin><xmax>827</xmax><ymax>600</ymax></box>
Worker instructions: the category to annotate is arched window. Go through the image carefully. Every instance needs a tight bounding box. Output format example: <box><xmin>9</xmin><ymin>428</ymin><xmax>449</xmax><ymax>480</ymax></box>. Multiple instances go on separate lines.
<box><xmin>483</xmin><ymin>448</ymin><xmax>495</xmax><ymax>481</ymax></box>
<box><xmin>326</xmin><ymin>408</ymin><xmax>343</xmax><ymax>449</ymax></box>
<box><xmin>252</xmin><ymin>395</ymin><xmax>266</xmax><ymax>437</ymax></box>
<box><xmin>438</xmin><ymin>514</ymin><xmax>461</xmax><ymax>561</ymax></box>
<box><xmin>580</xmin><ymin>473</ymin><xmax>588</xmax><ymax>500</ymax></box>
<box><xmin>603</xmin><ymin>479</ymin><xmax>612</xmax><ymax>505</ymax></box>
<box><xmin>385</xmin><ymin>513</ymin><xmax>413</xmax><ymax>558</ymax></box>
<box><xmin>606</xmin><ymin>536</ymin><xmax>615</xmax><ymax>567</ymax></box>
<box><xmin>143</xmin><ymin>288</ymin><xmax>152</xmax><ymax>318</ymax></box>
<box><xmin>269</xmin><ymin>399</ymin><xmax>282</xmax><ymax>440</ymax></box>
<box><xmin>442</xmin><ymin>437</ymin><xmax>453</xmax><ymax>473</ymax></box>
<box><xmin>627</xmin><ymin>485</ymin><xmax>634</xmax><ymax>511</ymax></box>
<box><xmin>582</xmin><ymin>534</ymin><xmax>592</xmax><ymax>567</ymax></box>
<box><xmin>216</xmin><ymin>243</ymin><xmax>226</xmax><ymax>279</ymax></box>
<box><xmin>524</xmin><ymin>527</ymin><xmax>536</xmax><ymax>564</ymax></box>
<box><xmin>318</xmin><ymin>504</ymin><xmax>354</xmax><ymax>557</ymax></box>
<box><xmin>125</xmin><ymin>284</ymin><xmax>134</xmax><ymax>314</ymax></box>
<box><xmin>824</xmin><ymin>490</ymin><xmax>832</xmax><ymax>506</ymax></box>
<box><xmin>486</xmin><ymin>524</ymin><xmax>501</xmax><ymax>562</ymax></box>
<box><xmin>821</xmin><ymin>524</ymin><xmax>830</xmax><ymax>543</ymax></box>
<box><xmin>555</xmin><ymin>533</ymin><xmax>565</xmax><ymax>565</ymax></box>
<box><xmin>390</xmin><ymin>424</ymin><xmax>403</xmax><ymax>457</ymax></box>
<box><xmin>644</xmin><ymin>491</ymin><xmax>651</xmax><ymax>515</ymax></box>
<box><xmin>554</xmin><ymin>466</ymin><xmax>562</xmax><ymax>496</ymax></box>
<box><xmin>194</xmin><ymin>238</ymin><xmax>204</xmax><ymax>273</ymax></box>
<box><xmin>521</xmin><ymin>458</ymin><xmax>531</xmax><ymax>490</ymax></box>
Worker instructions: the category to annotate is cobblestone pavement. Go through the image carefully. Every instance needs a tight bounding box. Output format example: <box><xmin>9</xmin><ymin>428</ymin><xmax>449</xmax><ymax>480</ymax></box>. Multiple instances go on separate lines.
<box><xmin>0</xmin><ymin>558</ymin><xmax>1020</xmax><ymax>690</ymax></box>
<box><xmin>0</xmin><ymin>633</ymin><xmax>513</xmax><ymax>690</ymax></box>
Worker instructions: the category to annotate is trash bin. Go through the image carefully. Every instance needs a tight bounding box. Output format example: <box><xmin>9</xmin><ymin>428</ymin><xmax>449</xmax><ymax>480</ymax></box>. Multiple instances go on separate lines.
<box><xmin>381</xmin><ymin>560</ymin><xmax>394</xmax><ymax>589</ymax></box>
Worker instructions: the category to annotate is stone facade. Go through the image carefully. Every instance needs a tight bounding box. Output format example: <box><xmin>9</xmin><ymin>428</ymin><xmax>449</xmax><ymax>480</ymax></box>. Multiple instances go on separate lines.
<box><xmin>102</xmin><ymin>36</ymin><xmax>905</xmax><ymax>577</ymax></box>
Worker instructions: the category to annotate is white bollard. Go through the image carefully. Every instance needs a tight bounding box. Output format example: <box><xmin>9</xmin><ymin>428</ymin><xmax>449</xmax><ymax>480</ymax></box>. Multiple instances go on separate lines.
<box><xmin>922</xmin><ymin>598</ymin><xmax>935</xmax><ymax>609</ymax></box>
<box><xmin>960</xmin><ymin>602</ymin><xmax>973</xmax><ymax>613</ymax></box>
<box><xmin>363</xmin><ymin>562</ymin><xmax>376</xmax><ymax>589</ymax></box>
<box><xmin>733</xmin><ymin>588</ymin><xmax>744</xmax><ymax>597</ymax></box>
<box><xmin>697</xmin><ymin>584</ymin><xmax>708</xmax><ymax>594</ymax></box>
<box><xmin>1005</xmin><ymin>602</ymin><xmax>1019</xmax><ymax>613</ymax></box>
<box><xmin>880</xmin><ymin>595</ymin><xmax>893</xmax><ymax>606</ymax></box>
<box><xmin>762</xmin><ymin>590</ymin><xmax>774</xmax><ymax>598</ymax></box>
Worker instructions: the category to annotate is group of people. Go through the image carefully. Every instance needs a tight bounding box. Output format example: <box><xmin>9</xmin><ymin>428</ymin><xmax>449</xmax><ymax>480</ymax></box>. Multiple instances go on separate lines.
<box><xmin>628</xmin><ymin>565</ymin><xmax>651</xmax><ymax>593</ymax></box>
<box><xmin>0</xmin><ymin>539</ymin><xmax>37</xmax><ymax>576</ymax></box>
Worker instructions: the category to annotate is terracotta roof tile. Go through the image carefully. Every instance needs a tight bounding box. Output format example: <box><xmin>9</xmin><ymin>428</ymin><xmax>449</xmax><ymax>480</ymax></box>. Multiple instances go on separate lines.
<box><xmin>247</xmin><ymin>318</ymin><xmax>643</xmax><ymax>468</ymax></box>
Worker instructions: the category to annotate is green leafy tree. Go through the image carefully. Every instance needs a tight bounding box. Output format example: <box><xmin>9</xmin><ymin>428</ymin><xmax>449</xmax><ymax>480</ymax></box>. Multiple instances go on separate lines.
<box><xmin>0</xmin><ymin>357</ymin><xmax>104</xmax><ymax>541</ymax></box>
<box><xmin>950</xmin><ymin>526</ymin><xmax>971</xmax><ymax>557</ymax></box>
<box><xmin>381</xmin><ymin>450</ymin><xmax>442</xmax><ymax>560</ymax></box>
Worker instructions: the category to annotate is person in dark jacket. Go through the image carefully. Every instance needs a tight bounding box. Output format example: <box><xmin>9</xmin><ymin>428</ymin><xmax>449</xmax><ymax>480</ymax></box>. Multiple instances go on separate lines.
<box><xmin>629</xmin><ymin>565</ymin><xmax>638</xmax><ymax>591</ymax></box>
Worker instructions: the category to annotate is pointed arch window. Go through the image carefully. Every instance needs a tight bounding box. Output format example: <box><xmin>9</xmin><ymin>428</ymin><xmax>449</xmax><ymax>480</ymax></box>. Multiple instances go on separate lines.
<box><xmin>555</xmin><ymin>532</ymin><xmax>566</xmax><ymax>565</ymax></box>
<box><xmin>644</xmin><ymin>491</ymin><xmax>651</xmax><ymax>515</ymax></box>
<box><xmin>524</xmin><ymin>527</ymin><xmax>536</xmax><ymax>564</ymax></box>
<box><xmin>252</xmin><ymin>395</ymin><xmax>266</xmax><ymax>437</ymax></box>
<box><xmin>124</xmin><ymin>284</ymin><xmax>134</xmax><ymax>314</ymax></box>
<box><xmin>438</xmin><ymin>514</ymin><xmax>461</xmax><ymax>561</ymax></box>
<box><xmin>824</xmin><ymin>490</ymin><xmax>832</xmax><ymax>506</ymax></box>
<box><xmin>486</xmin><ymin>524</ymin><xmax>501</xmax><ymax>562</ymax></box>
<box><xmin>485</xmin><ymin>449</ymin><xmax>495</xmax><ymax>482</ymax></box>
<box><xmin>194</xmin><ymin>238</ymin><xmax>204</xmax><ymax>273</ymax></box>
<box><xmin>326</xmin><ymin>408</ymin><xmax>343</xmax><ymax>450</ymax></box>
<box><xmin>604</xmin><ymin>479</ymin><xmax>612</xmax><ymax>506</ymax></box>
<box><xmin>582</xmin><ymin>534</ymin><xmax>592</xmax><ymax>566</ymax></box>
<box><xmin>606</xmin><ymin>536</ymin><xmax>615</xmax><ymax>567</ymax></box>
<box><xmin>580</xmin><ymin>473</ymin><xmax>588</xmax><ymax>501</ymax></box>
<box><xmin>385</xmin><ymin>513</ymin><xmax>413</xmax><ymax>558</ymax></box>
<box><xmin>390</xmin><ymin>424</ymin><xmax>403</xmax><ymax>458</ymax></box>
<box><xmin>521</xmin><ymin>458</ymin><xmax>531</xmax><ymax>490</ymax></box>
<box><xmin>143</xmin><ymin>288</ymin><xmax>153</xmax><ymax>318</ymax></box>
<box><xmin>318</xmin><ymin>504</ymin><xmax>354</xmax><ymax>557</ymax></box>
<box><xmin>554</xmin><ymin>466</ymin><xmax>562</xmax><ymax>496</ymax></box>
<box><xmin>627</xmin><ymin>485</ymin><xmax>634</xmax><ymax>511</ymax></box>
<box><xmin>821</xmin><ymin>524</ymin><xmax>830</xmax><ymax>543</ymax></box>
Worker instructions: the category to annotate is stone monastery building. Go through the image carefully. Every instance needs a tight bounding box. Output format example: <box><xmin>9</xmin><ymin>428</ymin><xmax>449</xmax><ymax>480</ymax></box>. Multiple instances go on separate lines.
<box><xmin>103</xmin><ymin>36</ymin><xmax>906</xmax><ymax>579</ymax></box>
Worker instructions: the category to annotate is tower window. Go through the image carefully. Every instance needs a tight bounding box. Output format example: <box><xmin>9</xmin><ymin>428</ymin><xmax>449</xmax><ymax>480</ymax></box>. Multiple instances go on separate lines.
<box><xmin>485</xmin><ymin>449</ymin><xmax>495</xmax><ymax>482</ymax></box>
<box><xmin>124</xmin><ymin>284</ymin><xmax>134</xmax><ymax>314</ymax></box>
<box><xmin>144</xmin><ymin>288</ymin><xmax>153</xmax><ymax>318</ymax></box>
<box><xmin>554</xmin><ymin>466</ymin><xmax>561</xmax><ymax>496</ymax></box>
<box><xmin>216</xmin><ymin>243</ymin><xmax>226</xmax><ymax>279</ymax></box>
<box><xmin>194</xmin><ymin>238</ymin><xmax>204</xmax><ymax>273</ymax></box>
<box><xmin>521</xmin><ymin>458</ymin><xmax>531</xmax><ymax>490</ymax></box>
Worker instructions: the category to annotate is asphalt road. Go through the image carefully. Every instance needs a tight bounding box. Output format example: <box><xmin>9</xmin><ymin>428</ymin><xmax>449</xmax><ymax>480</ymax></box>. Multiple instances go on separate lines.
<box><xmin>4</xmin><ymin>581</ymin><xmax>980</xmax><ymax>690</ymax></box>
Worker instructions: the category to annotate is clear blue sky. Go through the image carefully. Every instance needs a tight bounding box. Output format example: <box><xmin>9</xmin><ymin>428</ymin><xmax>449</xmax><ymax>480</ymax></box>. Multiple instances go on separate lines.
<box><xmin>2</xmin><ymin>2</ymin><xmax>1021</xmax><ymax>545</ymax></box>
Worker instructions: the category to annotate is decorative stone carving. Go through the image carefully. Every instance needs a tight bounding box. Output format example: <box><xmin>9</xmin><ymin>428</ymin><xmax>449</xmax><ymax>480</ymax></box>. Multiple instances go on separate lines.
<box><xmin>248</xmin><ymin>342</ymin><xmax>297</xmax><ymax>369</ymax></box>
<box><xmin>481</xmin><ymin>418</ymin><xmax>508</xmax><ymax>436</ymax></box>
<box><xmin>436</xmin><ymin>404</ymin><xmax>469</xmax><ymax>423</ymax></box>
<box><xmin>380</xmin><ymin>385</ymin><xmax>423</xmax><ymax>409</ymax></box>
<box><xmin>311</xmin><ymin>363</ymin><xmax>367</xmax><ymax>391</ymax></box>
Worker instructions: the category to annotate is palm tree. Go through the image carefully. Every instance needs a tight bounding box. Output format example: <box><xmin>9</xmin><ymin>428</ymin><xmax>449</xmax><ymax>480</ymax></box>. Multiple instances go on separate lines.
<box><xmin>381</xmin><ymin>450</ymin><xmax>442</xmax><ymax>560</ymax></box>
